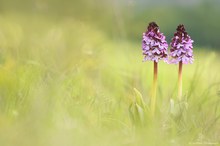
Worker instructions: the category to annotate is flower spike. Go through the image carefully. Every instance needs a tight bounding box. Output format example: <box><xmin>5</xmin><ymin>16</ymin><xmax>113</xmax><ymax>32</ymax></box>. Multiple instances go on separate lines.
<box><xmin>169</xmin><ymin>24</ymin><xmax>194</xmax><ymax>64</ymax></box>
<box><xmin>142</xmin><ymin>22</ymin><xmax>168</xmax><ymax>63</ymax></box>
<box><xmin>169</xmin><ymin>24</ymin><xmax>194</xmax><ymax>101</ymax></box>
<box><xmin>142</xmin><ymin>22</ymin><xmax>168</xmax><ymax>116</ymax></box>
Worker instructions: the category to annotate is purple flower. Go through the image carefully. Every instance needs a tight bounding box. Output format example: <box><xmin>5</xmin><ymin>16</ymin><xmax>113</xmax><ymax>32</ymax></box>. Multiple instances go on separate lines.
<box><xmin>142</xmin><ymin>22</ymin><xmax>168</xmax><ymax>62</ymax></box>
<box><xmin>169</xmin><ymin>24</ymin><xmax>194</xmax><ymax>64</ymax></box>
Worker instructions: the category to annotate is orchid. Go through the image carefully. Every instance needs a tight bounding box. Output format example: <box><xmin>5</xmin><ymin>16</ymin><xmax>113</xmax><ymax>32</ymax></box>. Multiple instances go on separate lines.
<box><xmin>170</xmin><ymin>24</ymin><xmax>194</xmax><ymax>100</ymax></box>
<box><xmin>142</xmin><ymin>22</ymin><xmax>168</xmax><ymax>62</ymax></box>
<box><xmin>142</xmin><ymin>22</ymin><xmax>168</xmax><ymax>116</ymax></box>
<box><xmin>169</xmin><ymin>24</ymin><xmax>194</xmax><ymax>64</ymax></box>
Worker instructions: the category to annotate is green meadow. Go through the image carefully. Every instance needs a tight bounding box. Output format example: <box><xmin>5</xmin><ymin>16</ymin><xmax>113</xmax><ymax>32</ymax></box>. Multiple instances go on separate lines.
<box><xmin>0</xmin><ymin>10</ymin><xmax>220</xmax><ymax>146</ymax></box>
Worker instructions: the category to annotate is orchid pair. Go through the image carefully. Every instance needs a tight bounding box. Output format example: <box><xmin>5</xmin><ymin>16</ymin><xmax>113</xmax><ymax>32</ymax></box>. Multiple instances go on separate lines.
<box><xmin>142</xmin><ymin>22</ymin><xmax>194</xmax><ymax>116</ymax></box>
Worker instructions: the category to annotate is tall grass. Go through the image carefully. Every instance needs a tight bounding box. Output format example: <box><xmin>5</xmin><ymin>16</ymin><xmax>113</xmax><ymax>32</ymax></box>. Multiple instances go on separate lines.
<box><xmin>0</xmin><ymin>13</ymin><xmax>220</xmax><ymax>146</ymax></box>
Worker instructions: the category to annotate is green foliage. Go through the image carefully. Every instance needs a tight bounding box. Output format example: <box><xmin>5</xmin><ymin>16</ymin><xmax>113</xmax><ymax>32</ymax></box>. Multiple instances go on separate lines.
<box><xmin>129</xmin><ymin>88</ymin><xmax>149</xmax><ymax>125</ymax></box>
<box><xmin>0</xmin><ymin>13</ymin><xmax>220</xmax><ymax>146</ymax></box>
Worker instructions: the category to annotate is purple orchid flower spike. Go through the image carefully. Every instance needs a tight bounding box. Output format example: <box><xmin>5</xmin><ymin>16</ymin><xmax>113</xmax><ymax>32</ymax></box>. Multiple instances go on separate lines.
<box><xmin>169</xmin><ymin>24</ymin><xmax>194</xmax><ymax>64</ymax></box>
<box><xmin>169</xmin><ymin>24</ymin><xmax>194</xmax><ymax>101</ymax></box>
<box><xmin>142</xmin><ymin>22</ymin><xmax>168</xmax><ymax>63</ymax></box>
<box><xmin>142</xmin><ymin>22</ymin><xmax>168</xmax><ymax>116</ymax></box>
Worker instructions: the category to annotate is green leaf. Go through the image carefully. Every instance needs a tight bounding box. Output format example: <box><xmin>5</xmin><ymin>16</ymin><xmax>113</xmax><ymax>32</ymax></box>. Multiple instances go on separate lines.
<box><xmin>133</xmin><ymin>88</ymin><xmax>146</xmax><ymax>109</ymax></box>
<box><xmin>135</xmin><ymin>103</ymin><xmax>145</xmax><ymax>124</ymax></box>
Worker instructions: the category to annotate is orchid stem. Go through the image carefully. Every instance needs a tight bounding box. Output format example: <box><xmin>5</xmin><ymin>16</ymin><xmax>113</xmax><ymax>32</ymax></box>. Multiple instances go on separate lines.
<box><xmin>178</xmin><ymin>61</ymin><xmax>183</xmax><ymax>101</ymax></box>
<box><xmin>151</xmin><ymin>61</ymin><xmax>158</xmax><ymax>116</ymax></box>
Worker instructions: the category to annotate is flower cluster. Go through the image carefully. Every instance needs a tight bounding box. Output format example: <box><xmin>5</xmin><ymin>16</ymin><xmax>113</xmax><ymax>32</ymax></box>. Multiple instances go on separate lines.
<box><xmin>142</xmin><ymin>22</ymin><xmax>168</xmax><ymax>62</ymax></box>
<box><xmin>169</xmin><ymin>24</ymin><xmax>194</xmax><ymax>64</ymax></box>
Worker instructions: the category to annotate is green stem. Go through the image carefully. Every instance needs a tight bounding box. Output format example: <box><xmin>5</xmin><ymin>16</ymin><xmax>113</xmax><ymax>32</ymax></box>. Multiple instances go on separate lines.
<box><xmin>151</xmin><ymin>61</ymin><xmax>158</xmax><ymax>116</ymax></box>
<box><xmin>178</xmin><ymin>61</ymin><xmax>183</xmax><ymax>101</ymax></box>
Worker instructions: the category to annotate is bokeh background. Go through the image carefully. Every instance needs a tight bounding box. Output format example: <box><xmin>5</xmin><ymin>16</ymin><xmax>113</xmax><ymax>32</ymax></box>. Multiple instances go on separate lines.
<box><xmin>0</xmin><ymin>0</ymin><xmax>220</xmax><ymax>146</ymax></box>
<box><xmin>1</xmin><ymin>0</ymin><xmax>220</xmax><ymax>47</ymax></box>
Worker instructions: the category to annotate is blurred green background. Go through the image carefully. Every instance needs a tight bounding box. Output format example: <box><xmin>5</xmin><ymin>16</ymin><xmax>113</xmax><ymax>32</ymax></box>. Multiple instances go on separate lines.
<box><xmin>0</xmin><ymin>0</ymin><xmax>220</xmax><ymax>146</ymax></box>
<box><xmin>1</xmin><ymin>0</ymin><xmax>220</xmax><ymax>47</ymax></box>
